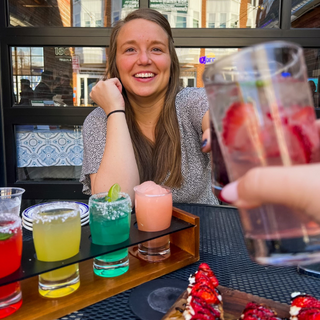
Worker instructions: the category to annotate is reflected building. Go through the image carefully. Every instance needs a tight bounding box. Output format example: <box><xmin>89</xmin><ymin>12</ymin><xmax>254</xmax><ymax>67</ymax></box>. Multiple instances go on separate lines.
<box><xmin>8</xmin><ymin>0</ymin><xmax>320</xmax><ymax>104</ymax></box>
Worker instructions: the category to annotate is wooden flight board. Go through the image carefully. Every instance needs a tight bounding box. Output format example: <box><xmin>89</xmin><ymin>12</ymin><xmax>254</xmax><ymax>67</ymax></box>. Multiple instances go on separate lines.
<box><xmin>8</xmin><ymin>207</ymin><xmax>200</xmax><ymax>320</ymax></box>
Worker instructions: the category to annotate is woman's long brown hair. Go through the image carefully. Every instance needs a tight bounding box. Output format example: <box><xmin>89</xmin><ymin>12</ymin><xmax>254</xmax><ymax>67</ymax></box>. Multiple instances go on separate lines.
<box><xmin>105</xmin><ymin>8</ymin><xmax>183</xmax><ymax>188</ymax></box>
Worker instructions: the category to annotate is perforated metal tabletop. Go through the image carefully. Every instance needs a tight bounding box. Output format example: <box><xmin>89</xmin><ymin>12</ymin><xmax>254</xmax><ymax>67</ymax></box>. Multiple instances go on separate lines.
<box><xmin>29</xmin><ymin>204</ymin><xmax>320</xmax><ymax>320</ymax></box>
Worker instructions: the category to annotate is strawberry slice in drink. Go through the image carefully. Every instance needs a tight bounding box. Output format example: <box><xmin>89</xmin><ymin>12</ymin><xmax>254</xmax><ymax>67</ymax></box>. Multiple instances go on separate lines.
<box><xmin>222</xmin><ymin>102</ymin><xmax>258</xmax><ymax>155</ymax></box>
<box><xmin>222</xmin><ymin>102</ymin><xmax>319</xmax><ymax>165</ymax></box>
<box><xmin>289</xmin><ymin>106</ymin><xmax>320</xmax><ymax>163</ymax></box>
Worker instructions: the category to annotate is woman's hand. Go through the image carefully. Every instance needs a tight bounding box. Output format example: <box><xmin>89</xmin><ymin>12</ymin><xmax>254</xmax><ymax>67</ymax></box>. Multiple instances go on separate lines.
<box><xmin>201</xmin><ymin>128</ymin><xmax>211</xmax><ymax>153</ymax></box>
<box><xmin>90</xmin><ymin>78</ymin><xmax>125</xmax><ymax>114</ymax></box>
<box><xmin>201</xmin><ymin>111</ymin><xmax>211</xmax><ymax>153</ymax></box>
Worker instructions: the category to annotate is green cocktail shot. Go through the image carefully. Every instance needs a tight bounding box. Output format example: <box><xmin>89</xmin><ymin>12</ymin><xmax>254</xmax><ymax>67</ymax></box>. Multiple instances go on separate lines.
<box><xmin>89</xmin><ymin>184</ymin><xmax>132</xmax><ymax>277</ymax></box>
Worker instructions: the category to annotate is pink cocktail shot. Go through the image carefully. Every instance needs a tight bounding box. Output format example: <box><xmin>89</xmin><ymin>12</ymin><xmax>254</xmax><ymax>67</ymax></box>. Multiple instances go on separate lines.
<box><xmin>134</xmin><ymin>181</ymin><xmax>173</xmax><ymax>262</ymax></box>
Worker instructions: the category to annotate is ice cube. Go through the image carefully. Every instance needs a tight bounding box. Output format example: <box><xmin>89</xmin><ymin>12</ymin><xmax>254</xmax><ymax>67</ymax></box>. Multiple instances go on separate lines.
<box><xmin>134</xmin><ymin>181</ymin><xmax>169</xmax><ymax>195</ymax></box>
<box><xmin>0</xmin><ymin>197</ymin><xmax>21</xmax><ymax>215</ymax></box>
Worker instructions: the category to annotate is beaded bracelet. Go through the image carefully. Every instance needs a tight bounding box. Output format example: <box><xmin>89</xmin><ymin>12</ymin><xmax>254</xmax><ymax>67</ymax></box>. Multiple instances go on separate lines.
<box><xmin>107</xmin><ymin>110</ymin><xmax>125</xmax><ymax>119</ymax></box>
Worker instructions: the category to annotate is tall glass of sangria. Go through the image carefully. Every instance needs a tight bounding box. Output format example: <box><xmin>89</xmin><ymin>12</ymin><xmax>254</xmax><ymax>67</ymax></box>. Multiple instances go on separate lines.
<box><xmin>203</xmin><ymin>41</ymin><xmax>320</xmax><ymax>266</ymax></box>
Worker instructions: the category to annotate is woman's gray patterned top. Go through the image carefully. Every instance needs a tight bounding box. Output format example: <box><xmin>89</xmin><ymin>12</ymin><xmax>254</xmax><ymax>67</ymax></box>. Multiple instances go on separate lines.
<box><xmin>80</xmin><ymin>87</ymin><xmax>219</xmax><ymax>205</ymax></box>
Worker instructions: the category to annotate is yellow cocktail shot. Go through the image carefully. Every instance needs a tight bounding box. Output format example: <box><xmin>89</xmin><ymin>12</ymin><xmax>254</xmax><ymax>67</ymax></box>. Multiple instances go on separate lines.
<box><xmin>33</xmin><ymin>202</ymin><xmax>81</xmax><ymax>298</ymax></box>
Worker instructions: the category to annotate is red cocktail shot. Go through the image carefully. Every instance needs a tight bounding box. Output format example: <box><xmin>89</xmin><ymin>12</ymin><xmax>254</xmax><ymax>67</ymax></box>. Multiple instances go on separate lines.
<box><xmin>0</xmin><ymin>214</ymin><xmax>23</xmax><ymax>318</ymax></box>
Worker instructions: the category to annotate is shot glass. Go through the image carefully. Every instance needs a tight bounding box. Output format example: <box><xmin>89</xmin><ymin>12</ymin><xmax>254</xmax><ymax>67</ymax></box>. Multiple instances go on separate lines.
<box><xmin>0</xmin><ymin>188</ymin><xmax>25</xmax><ymax>216</ymax></box>
<box><xmin>203</xmin><ymin>41</ymin><xmax>320</xmax><ymax>266</ymax></box>
<box><xmin>134</xmin><ymin>184</ymin><xmax>173</xmax><ymax>262</ymax></box>
<box><xmin>0</xmin><ymin>214</ymin><xmax>23</xmax><ymax>318</ymax></box>
<box><xmin>89</xmin><ymin>192</ymin><xmax>132</xmax><ymax>277</ymax></box>
<box><xmin>32</xmin><ymin>202</ymin><xmax>81</xmax><ymax>298</ymax></box>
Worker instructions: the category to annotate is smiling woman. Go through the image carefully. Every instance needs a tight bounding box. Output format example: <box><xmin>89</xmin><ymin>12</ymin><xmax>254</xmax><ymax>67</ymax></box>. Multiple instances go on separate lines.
<box><xmin>116</xmin><ymin>19</ymin><xmax>171</xmax><ymax>104</ymax></box>
<box><xmin>80</xmin><ymin>8</ymin><xmax>219</xmax><ymax>206</ymax></box>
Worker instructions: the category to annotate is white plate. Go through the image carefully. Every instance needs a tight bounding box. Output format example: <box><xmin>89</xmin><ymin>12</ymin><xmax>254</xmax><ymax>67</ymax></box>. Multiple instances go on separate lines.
<box><xmin>22</xmin><ymin>221</ymin><xmax>33</xmax><ymax>231</ymax></box>
<box><xmin>22</xmin><ymin>217</ymin><xmax>89</xmax><ymax>230</ymax></box>
<box><xmin>22</xmin><ymin>218</ymin><xmax>32</xmax><ymax>227</ymax></box>
<box><xmin>81</xmin><ymin>218</ymin><xmax>89</xmax><ymax>226</ymax></box>
<box><xmin>23</xmin><ymin>216</ymin><xmax>89</xmax><ymax>226</ymax></box>
<box><xmin>22</xmin><ymin>202</ymin><xmax>89</xmax><ymax>222</ymax></box>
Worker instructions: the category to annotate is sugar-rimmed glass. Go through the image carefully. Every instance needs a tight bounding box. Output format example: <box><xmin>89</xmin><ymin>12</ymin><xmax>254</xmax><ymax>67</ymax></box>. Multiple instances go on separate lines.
<box><xmin>89</xmin><ymin>192</ymin><xmax>132</xmax><ymax>278</ymax></box>
<box><xmin>134</xmin><ymin>186</ymin><xmax>173</xmax><ymax>262</ymax></box>
<box><xmin>32</xmin><ymin>202</ymin><xmax>81</xmax><ymax>298</ymax></box>
<box><xmin>0</xmin><ymin>213</ymin><xmax>23</xmax><ymax>318</ymax></box>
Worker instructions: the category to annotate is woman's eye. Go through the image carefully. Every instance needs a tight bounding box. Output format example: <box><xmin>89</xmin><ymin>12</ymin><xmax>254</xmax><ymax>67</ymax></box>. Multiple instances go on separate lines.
<box><xmin>125</xmin><ymin>48</ymin><xmax>135</xmax><ymax>52</ymax></box>
<box><xmin>152</xmin><ymin>48</ymin><xmax>162</xmax><ymax>52</ymax></box>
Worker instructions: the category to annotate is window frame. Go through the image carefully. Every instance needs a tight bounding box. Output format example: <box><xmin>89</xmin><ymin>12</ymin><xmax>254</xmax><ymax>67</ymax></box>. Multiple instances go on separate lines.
<box><xmin>0</xmin><ymin>0</ymin><xmax>320</xmax><ymax>199</ymax></box>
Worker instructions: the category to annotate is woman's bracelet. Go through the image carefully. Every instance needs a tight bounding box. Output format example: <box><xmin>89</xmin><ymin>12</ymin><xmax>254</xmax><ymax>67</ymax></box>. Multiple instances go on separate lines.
<box><xmin>107</xmin><ymin>110</ymin><xmax>125</xmax><ymax>119</ymax></box>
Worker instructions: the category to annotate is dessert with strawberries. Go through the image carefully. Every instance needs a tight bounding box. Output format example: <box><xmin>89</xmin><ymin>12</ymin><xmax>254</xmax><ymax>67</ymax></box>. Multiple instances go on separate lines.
<box><xmin>240</xmin><ymin>302</ymin><xmax>282</xmax><ymax>320</ymax></box>
<box><xmin>166</xmin><ymin>263</ymin><xmax>223</xmax><ymax>320</ymax></box>
<box><xmin>290</xmin><ymin>292</ymin><xmax>320</xmax><ymax>320</ymax></box>
<box><xmin>182</xmin><ymin>263</ymin><xmax>223</xmax><ymax>320</ymax></box>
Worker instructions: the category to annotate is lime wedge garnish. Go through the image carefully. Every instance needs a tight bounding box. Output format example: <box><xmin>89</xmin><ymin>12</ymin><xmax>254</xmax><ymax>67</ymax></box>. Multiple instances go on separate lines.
<box><xmin>107</xmin><ymin>183</ymin><xmax>121</xmax><ymax>202</ymax></box>
<box><xmin>0</xmin><ymin>233</ymin><xmax>12</xmax><ymax>241</ymax></box>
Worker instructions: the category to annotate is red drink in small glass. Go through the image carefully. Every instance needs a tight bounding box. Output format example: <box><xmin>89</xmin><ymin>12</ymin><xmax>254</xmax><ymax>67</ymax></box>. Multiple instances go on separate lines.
<box><xmin>0</xmin><ymin>214</ymin><xmax>23</xmax><ymax>318</ymax></box>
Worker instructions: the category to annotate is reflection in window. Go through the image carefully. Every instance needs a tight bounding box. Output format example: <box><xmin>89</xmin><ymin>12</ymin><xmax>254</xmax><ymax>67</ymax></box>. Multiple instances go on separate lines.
<box><xmin>11</xmin><ymin>46</ymin><xmax>107</xmax><ymax>107</ymax></box>
<box><xmin>176</xmin><ymin>48</ymin><xmax>240</xmax><ymax>89</ymax></box>
<box><xmin>12</xmin><ymin>47</ymin><xmax>44</xmax><ymax>105</ymax></box>
<box><xmin>208</xmin><ymin>13</ymin><xmax>216</xmax><ymax>28</ymax></box>
<box><xmin>176</xmin><ymin>16</ymin><xmax>187</xmax><ymax>28</ymax></box>
<box><xmin>304</xmin><ymin>48</ymin><xmax>320</xmax><ymax>108</ymax></box>
<box><xmin>152</xmin><ymin>0</ymin><xmax>279</xmax><ymax>28</ymax></box>
<box><xmin>231</xmin><ymin>14</ymin><xmax>238</xmax><ymax>28</ymax></box>
<box><xmin>175</xmin><ymin>47</ymin><xmax>320</xmax><ymax>109</ymax></box>
<box><xmin>75</xmin><ymin>13</ymin><xmax>81</xmax><ymax>27</ymax></box>
<box><xmin>220</xmin><ymin>13</ymin><xmax>227</xmax><ymax>28</ymax></box>
<box><xmin>9</xmin><ymin>0</ymin><xmax>137</xmax><ymax>27</ymax></box>
<box><xmin>193</xmin><ymin>11</ymin><xmax>199</xmax><ymax>28</ymax></box>
<box><xmin>291</xmin><ymin>0</ymin><xmax>320</xmax><ymax>28</ymax></box>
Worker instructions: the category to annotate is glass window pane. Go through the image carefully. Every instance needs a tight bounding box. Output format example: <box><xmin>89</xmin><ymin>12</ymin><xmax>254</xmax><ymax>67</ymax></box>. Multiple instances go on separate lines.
<box><xmin>176</xmin><ymin>48</ymin><xmax>239</xmax><ymax>88</ymax></box>
<box><xmin>151</xmin><ymin>0</ymin><xmax>279</xmax><ymax>28</ymax></box>
<box><xmin>304</xmin><ymin>48</ymin><xmax>320</xmax><ymax>108</ymax></box>
<box><xmin>220</xmin><ymin>13</ymin><xmax>227</xmax><ymax>28</ymax></box>
<box><xmin>176</xmin><ymin>47</ymin><xmax>320</xmax><ymax>103</ymax></box>
<box><xmin>291</xmin><ymin>0</ymin><xmax>320</xmax><ymax>28</ymax></box>
<box><xmin>31</xmin><ymin>56</ymin><xmax>44</xmax><ymax>68</ymax></box>
<box><xmin>11</xmin><ymin>46</ymin><xmax>107</xmax><ymax>107</ymax></box>
<box><xmin>31</xmin><ymin>48</ymin><xmax>44</xmax><ymax>55</ymax></box>
<box><xmin>14</xmin><ymin>46</ymin><xmax>318</xmax><ymax>108</ymax></box>
<box><xmin>9</xmin><ymin>0</ymin><xmax>137</xmax><ymax>27</ymax></box>
<box><xmin>15</xmin><ymin>125</ymin><xmax>83</xmax><ymax>182</ymax></box>
<box><xmin>176</xmin><ymin>16</ymin><xmax>187</xmax><ymax>28</ymax></box>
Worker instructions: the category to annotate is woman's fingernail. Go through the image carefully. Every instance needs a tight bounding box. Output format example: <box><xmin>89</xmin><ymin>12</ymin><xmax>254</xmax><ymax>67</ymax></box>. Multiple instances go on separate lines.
<box><xmin>220</xmin><ymin>181</ymin><xmax>239</xmax><ymax>203</ymax></box>
<box><xmin>201</xmin><ymin>139</ymin><xmax>207</xmax><ymax>149</ymax></box>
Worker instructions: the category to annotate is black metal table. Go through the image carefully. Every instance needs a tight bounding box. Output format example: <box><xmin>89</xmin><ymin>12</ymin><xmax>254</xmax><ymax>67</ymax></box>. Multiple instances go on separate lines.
<box><xmin>56</xmin><ymin>203</ymin><xmax>320</xmax><ymax>320</ymax></box>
